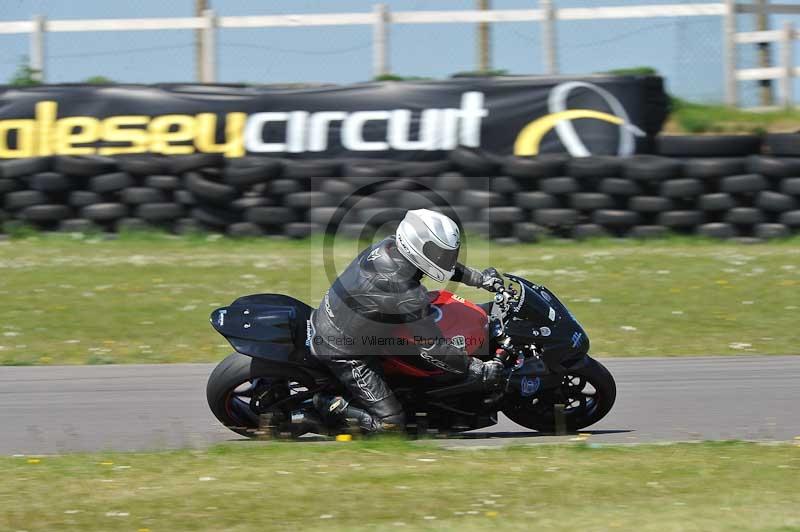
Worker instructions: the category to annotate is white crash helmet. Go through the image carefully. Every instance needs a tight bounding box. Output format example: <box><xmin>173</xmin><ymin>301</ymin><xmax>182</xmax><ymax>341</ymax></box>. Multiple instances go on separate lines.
<box><xmin>395</xmin><ymin>209</ymin><xmax>461</xmax><ymax>282</ymax></box>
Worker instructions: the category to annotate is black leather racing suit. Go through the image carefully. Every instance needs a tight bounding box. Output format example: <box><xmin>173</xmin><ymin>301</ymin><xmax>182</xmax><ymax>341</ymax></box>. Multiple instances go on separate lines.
<box><xmin>310</xmin><ymin>235</ymin><xmax>485</xmax><ymax>431</ymax></box>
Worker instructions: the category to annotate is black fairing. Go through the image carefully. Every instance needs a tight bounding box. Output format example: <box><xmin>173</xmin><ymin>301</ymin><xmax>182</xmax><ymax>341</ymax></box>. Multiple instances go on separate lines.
<box><xmin>504</xmin><ymin>274</ymin><xmax>590</xmax><ymax>368</ymax></box>
<box><xmin>210</xmin><ymin>293</ymin><xmax>314</xmax><ymax>365</ymax></box>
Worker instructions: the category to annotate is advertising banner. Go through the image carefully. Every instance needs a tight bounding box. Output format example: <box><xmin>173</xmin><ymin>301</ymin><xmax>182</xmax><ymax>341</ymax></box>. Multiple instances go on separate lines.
<box><xmin>0</xmin><ymin>76</ymin><xmax>667</xmax><ymax>160</ymax></box>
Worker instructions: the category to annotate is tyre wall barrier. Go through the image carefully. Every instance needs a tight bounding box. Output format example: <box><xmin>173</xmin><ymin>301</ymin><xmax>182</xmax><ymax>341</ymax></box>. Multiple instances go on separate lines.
<box><xmin>2</xmin><ymin>145</ymin><xmax>800</xmax><ymax>242</ymax></box>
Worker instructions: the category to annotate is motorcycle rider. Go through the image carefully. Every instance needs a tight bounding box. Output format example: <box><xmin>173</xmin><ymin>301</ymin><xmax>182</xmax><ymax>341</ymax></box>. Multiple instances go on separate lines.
<box><xmin>310</xmin><ymin>208</ymin><xmax>505</xmax><ymax>433</ymax></box>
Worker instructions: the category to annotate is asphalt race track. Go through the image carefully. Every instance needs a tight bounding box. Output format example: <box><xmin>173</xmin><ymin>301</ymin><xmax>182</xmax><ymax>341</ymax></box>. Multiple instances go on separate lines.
<box><xmin>1</xmin><ymin>356</ymin><xmax>798</xmax><ymax>455</ymax></box>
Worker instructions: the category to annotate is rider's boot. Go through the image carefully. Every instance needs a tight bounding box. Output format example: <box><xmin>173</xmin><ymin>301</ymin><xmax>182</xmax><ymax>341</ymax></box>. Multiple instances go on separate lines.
<box><xmin>313</xmin><ymin>393</ymin><xmax>405</xmax><ymax>433</ymax></box>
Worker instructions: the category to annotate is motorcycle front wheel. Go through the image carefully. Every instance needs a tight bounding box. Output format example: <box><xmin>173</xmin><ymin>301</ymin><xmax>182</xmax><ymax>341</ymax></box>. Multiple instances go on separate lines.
<box><xmin>502</xmin><ymin>356</ymin><xmax>616</xmax><ymax>433</ymax></box>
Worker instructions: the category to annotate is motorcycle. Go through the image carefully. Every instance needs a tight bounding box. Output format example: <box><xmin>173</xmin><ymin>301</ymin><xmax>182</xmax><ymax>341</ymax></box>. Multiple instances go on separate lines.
<box><xmin>206</xmin><ymin>274</ymin><xmax>616</xmax><ymax>437</ymax></box>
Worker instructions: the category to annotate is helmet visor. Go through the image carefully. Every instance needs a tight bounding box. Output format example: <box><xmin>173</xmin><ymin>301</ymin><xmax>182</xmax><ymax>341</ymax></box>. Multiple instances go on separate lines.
<box><xmin>422</xmin><ymin>240</ymin><xmax>458</xmax><ymax>273</ymax></box>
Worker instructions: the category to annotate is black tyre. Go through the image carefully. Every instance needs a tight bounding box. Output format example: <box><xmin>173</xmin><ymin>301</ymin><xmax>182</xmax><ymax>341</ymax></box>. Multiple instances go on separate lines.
<box><xmin>699</xmin><ymin>193</ymin><xmax>736</xmax><ymax>212</ymax></box>
<box><xmin>540</xmin><ymin>177</ymin><xmax>578</xmax><ymax>195</ymax></box>
<box><xmin>67</xmin><ymin>191</ymin><xmax>102</xmax><ymax>208</ymax></box>
<box><xmin>781</xmin><ymin>178</ymin><xmax>800</xmax><ymax>196</ymax></box>
<box><xmin>780</xmin><ymin>210</ymin><xmax>800</xmax><ymax>227</ymax></box>
<box><xmin>764</xmin><ymin>133</ymin><xmax>800</xmax><ymax>156</ymax></box>
<box><xmin>343</xmin><ymin>195</ymin><xmax>387</xmax><ymax>210</ymax></box>
<box><xmin>0</xmin><ymin>178</ymin><xmax>20</xmax><ymax>194</ymax></box>
<box><xmin>656</xmin><ymin>134</ymin><xmax>762</xmax><ymax>157</ymax></box>
<box><xmin>449</xmin><ymin>147</ymin><xmax>499</xmax><ymax>176</ymax></box>
<box><xmin>81</xmin><ymin>203</ymin><xmax>129</xmax><ymax>222</ymax></box>
<box><xmin>502</xmin><ymin>154</ymin><xmax>567</xmax><ymax>179</ymax></box>
<box><xmin>621</xmin><ymin>155</ymin><xmax>681</xmax><ymax>182</ymax></box>
<box><xmin>117</xmin><ymin>156</ymin><xmax>169</xmax><ymax>177</ymax></box>
<box><xmin>121</xmin><ymin>187</ymin><xmax>167</xmax><ymax>205</ymax></box>
<box><xmin>630</xmin><ymin>225</ymin><xmax>669</xmax><ymax>239</ymax></box>
<box><xmin>397</xmin><ymin>190</ymin><xmax>454</xmax><ymax>210</ymax></box>
<box><xmin>629</xmin><ymin>196</ymin><xmax>674</xmax><ymax>213</ymax></box>
<box><xmin>724</xmin><ymin>207</ymin><xmax>763</xmax><ymax>225</ymax></box>
<box><xmin>435</xmin><ymin>173</ymin><xmax>469</xmax><ymax>192</ymax></box>
<box><xmin>175</xmin><ymin>190</ymin><xmax>197</xmax><ymax>206</ymax></box>
<box><xmin>460</xmin><ymin>190</ymin><xmax>504</xmax><ymax>208</ymax></box>
<box><xmin>285</xmin><ymin>191</ymin><xmax>335</xmax><ymax>209</ymax></box>
<box><xmin>720</xmin><ymin>174</ymin><xmax>768</xmax><ymax>194</ymax></box>
<box><xmin>572</xmin><ymin>223</ymin><xmax>609</xmax><ymax>239</ymax></box>
<box><xmin>226</xmin><ymin>222</ymin><xmax>265</xmax><ymax>238</ymax></box>
<box><xmin>136</xmin><ymin>202</ymin><xmax>184</xmax><ymax>222</ymax></box>
<box><xmin>592</xmin><ymin>209</ymin><xmax>640</xmax><ymax>228</ymax></box>
<box><xmin>570</xmin><ymin>192</ymin><xmax>613</xmax><ymax>211</ymax></box>
<box><xmin>320</xmin><ymin>179</ymin><xmax>356</xmax><ymax>198</ymax></box>
<box><xmin>19</xmin><ymin>204</ymin><xmax>72</xmax><ymax>223</ymax></box>
<box><xmin>516</xmin><ymin>191</ymin><xmax>558</xmax><ymax>210</ymax></box>
<box><xmin>115</xmin><ymin>217</ymin><xmax>151</xmax><ymax>233</ymax></box>
<box><xmin>145</xmin><ymin>175</ymin><xmax>181</xmax><ymax>191</ymax></box>
<box><xmin>599</xmin><ymin>178</ymin><xmax>642</xmax><ymax>197</ymax></box>
<box><xmin>658</xmin><ymin>210</ymin><xmax>705</xmax><ymax>229</ymax></box>
<box><xmin>207</xmin><ymin>353</ymin><xmax>288</xmax><ymax>438</ymax></box>
<box><xmin>246</xmin><ymin>206</ymin><xmax>296</xmax><ymax>225</ymax></box>
<box><xmin>357</xmin><ymin>207</ymin><xmax>406</xmax><ymax>226</ymax></box>
<box><xmin>5</xmin><ymin>190</ymin><xmax>47</xmax><ymax>211</ymax></box>
<box><xmin>660</xmin><ymin>178</ymin><xmax>703</xmax><ymax>198</ymax></box>
<box><xmin>283</xmin><ymin>160</ymin><xmax>340</xmax><ymax>179</ymax></box>
<box><xmin>308</xmin><ymin>207</ymin><xmax>347</xmax><ymax>226</ymax></box>
<box><xmin>30</xmin><ymin>172</ymin><xmax>71</xmax><ymax>193</ymax></box>
<box><xmin>567</xmin><ymin>156</ymin><xmax>621</xmax><ymax>179</ymax></box>
<box><xmin>60</xmin><ymin>218</ymin><xmax>99</xmax><ymax>233</ymax></box>
<box><xmin>683</xmin><ymin>158</ymin><xmax>747</xmax><ymax>180</ymax></box>
<box><xmin>514</xmin><ymin>222</ymin><xmax>548</xmax><ymax>242</ymax></box>
<box><xmin>747</xmin><ymin>156</ymin><xmax>800</xmax><ymax>179</ymax></box>
<box><xmin>756</xmin><ymin>191</ymin><xmax>797</xmax><ymax>213</ymax></box>
<box><xmin>55</xmin><ymin>156</ymin><xmax>117</xmax><ymax>177</ymax></box>
<box><xmin>230</xmin><ymin>196</ymin><xmax>273</xmax><ymax>212</ymax></box>
<box><xmin>755</xmin><ymin>223</ymin><xmax>790</xmax><ymax>239</ymax></box>
<box><xmin>533</xmin><ymin>208</ymin><xmax>580</xmax><ymax>227</ymax></box>
<box><xmin>396</xmin><ymin>160</ymin><xmax>451</xmax><ymax>178</ymax></box>
<box><xmin>223</xmin><ymin>162</ymin><xmax>281</xmax><ymax>189</ymax></box>
<box><xmin>168</xmin><ymin>153</ymin><xmax>225</xmax><ymax>174</ymax></box>
<box><xmin>698</xmin><ymin>222</ymin><xmax>736</xmax><ymax>239</ymax></box>
<box><xmin>268</xmin><ymin>179</ymin><xmax>304</xmax><ymax>196</ymax></box>
<box><xmin>480</xmin><ymin>206</ymin><xmax>524</xmax><ymax>223</ymax></box>
<box><xmin>285</xmin><ymin>222</ymin><xmax>320</xmax><ymax>239</ymax></box>
<box><xmin>433</xmin><ymin>205</ymin><xmax>475</xmax><ymax>225</ymax></box>
<box><xmin>502</xmin><ymin>356</ymin><xmax>616</xmax><ymax>432</ymax></box>
<box><xmin>185</xmin><ymin>172</ymin><xmax>238</xmax><ymax>204</ymax></box>
<box><xmin>192</xmin><ymin>206</ymin><xmax>240</xmax><ymax>228</ymax></box>
<box><xmin>490</xmin><ymin>176</ymin><xmax>520</xmax><ymax>195</ymax></box>
<box><xmin>0</xmin><ymin>157</ymin><xmax>51</xmax><ymax>179</ymax></box>
<box><xmin>90</xmin><ymin>172</ymin><xmax>134</xmax><ymax>194</ymax></box>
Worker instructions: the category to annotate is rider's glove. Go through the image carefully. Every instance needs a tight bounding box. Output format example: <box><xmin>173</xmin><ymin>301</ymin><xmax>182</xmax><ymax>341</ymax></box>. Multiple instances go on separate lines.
<box><xmin>480</xmin><ymin>267</ymin><xmax>504</xmax><ymax>293</ymax></box>
<box><xmin>468</xmin><ymin>357</ymin><xmax>505</xmax><ymax>391</ymax></box>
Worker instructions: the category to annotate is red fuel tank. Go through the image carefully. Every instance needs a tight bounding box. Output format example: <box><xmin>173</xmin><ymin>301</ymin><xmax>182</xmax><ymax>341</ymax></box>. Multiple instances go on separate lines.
<box><xmin>426</xmin><ymin>290</ymin><xmax>489</xmax><ymax>356</ymax></box>
<box><xmin>383</xmin><ymin>291</ymin><xmax>490</xmax><ymax>378</ymax></box>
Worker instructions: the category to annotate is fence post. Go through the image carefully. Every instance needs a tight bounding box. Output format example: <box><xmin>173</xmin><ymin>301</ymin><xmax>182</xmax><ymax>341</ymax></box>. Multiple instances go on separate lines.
<box><xmin>373</xmin><ymin>4</ymin><xmax>390</xmax><ymax>78</ymax></box>
<box><xmin>780</xmin><ymin>21</ymin><xmax>794</xmax><ymax>108</ymax></box>
<box><xmin>723</xmin><ymin>0</ymin><xmax>737</xmax><ymax>106</ymax></box>
<box><xmin>201</xmin><ymin>9</ymin><xmax>217</xmax><ymax>83</ymax></box>
<box><xmin>29</xmin><ymin>15</ymin><xmax>46</xmax><ymax>83</ymax></box>
<box><xmin>541</xmin><ymin>0</ymin><xmax>558</xmax><ymax>75</ymax></box>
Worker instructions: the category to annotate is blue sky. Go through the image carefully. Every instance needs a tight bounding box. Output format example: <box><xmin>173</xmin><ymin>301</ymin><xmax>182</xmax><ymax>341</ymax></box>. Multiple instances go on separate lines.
<box><xmin>1</xmin><ymin>0</ymin><xmax>798</xmax><ymax>104</ymax></box>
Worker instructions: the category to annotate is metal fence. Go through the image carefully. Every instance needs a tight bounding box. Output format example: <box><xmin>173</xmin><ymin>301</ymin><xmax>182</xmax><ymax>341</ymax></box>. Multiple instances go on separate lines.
<box><xmin>1</xmin><ymin>2</ymin><xmax>799</xmax><ymax>108</ymax></box>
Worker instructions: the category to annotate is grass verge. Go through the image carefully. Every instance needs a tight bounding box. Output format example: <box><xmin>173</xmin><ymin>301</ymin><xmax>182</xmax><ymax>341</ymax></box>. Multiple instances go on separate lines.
<box><xmin>667</xmin><ymin>98</ymin><xmax>800</xmax><ymax>134</ymax></box>
<box><xmin>1</xmin><ymin>440</ymin><xmax>798</xmax><ymax>531</ymax></box>
<box><xmin>0</xmin><ymin>232</ymin><xmax>798</xmax><ymax>365</ymax></box>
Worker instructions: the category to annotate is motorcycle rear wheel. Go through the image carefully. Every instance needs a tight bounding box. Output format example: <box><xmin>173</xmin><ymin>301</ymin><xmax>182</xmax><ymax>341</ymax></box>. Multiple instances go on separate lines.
<box><xmin>502</xmin><ymin>356</ymin><xmax>616</xmax><ymax>433</ymax></box>
<box><xmin>206</xmin><ymin>352</ymin><xmax>291</xmax><ymax>438</ymax></box>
